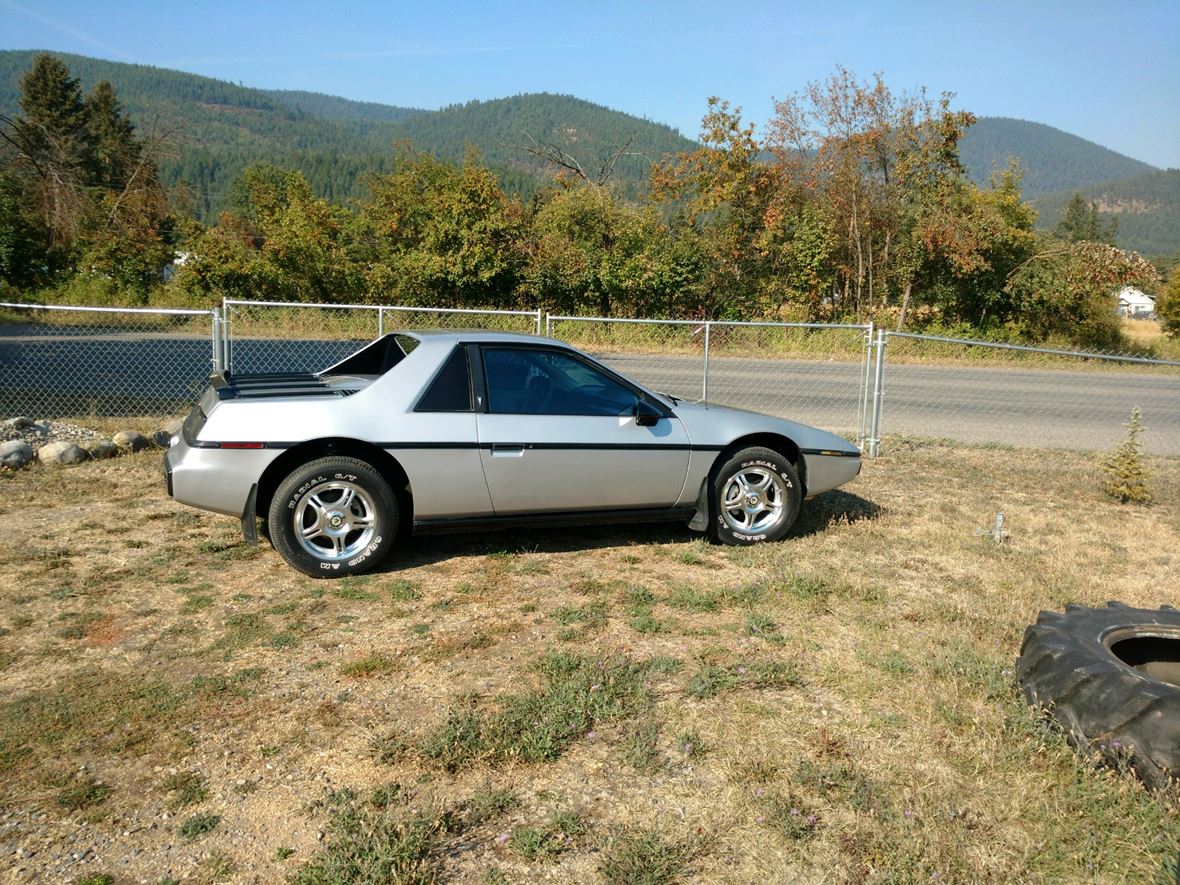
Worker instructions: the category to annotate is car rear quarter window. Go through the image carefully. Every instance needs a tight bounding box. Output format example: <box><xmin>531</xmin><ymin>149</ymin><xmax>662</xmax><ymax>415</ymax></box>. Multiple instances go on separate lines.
<box><xmin>416</xmin><ymin>346</ymin><xmax>473</xmax><ymax>412</ymax></box>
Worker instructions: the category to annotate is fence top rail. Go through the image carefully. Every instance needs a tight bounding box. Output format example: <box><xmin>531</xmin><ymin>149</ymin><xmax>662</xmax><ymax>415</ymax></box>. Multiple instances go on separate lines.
<box><xmin>0</xmin><ymin>301</ymin><xmax>211</xmax><ymax>317</ymax></box>
<box><xmin>546</xmin><ymin>314</ymin><xmax>870</xmax><ymax>332</ymax></box>
<box><xmin>885</xmin><ymin>330</ymin><xmax>1180</xmax><ymax>367</ymax></box>
<box><xmin>224</xmin><ymin>299</ymin><xmax>537</xmax><ymax>318</ymax></box>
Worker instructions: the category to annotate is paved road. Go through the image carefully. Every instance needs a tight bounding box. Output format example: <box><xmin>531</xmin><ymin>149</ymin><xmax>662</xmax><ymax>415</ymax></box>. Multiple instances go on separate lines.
<box><xmin>602</xmin><ymin>353</ymin><xmax>1180</xmax><ymax>455</ymax></box>
<box><xmin>2</xmin><ymin>333</ymin><xmax>1177</xmax><ymax>455</ymax></box>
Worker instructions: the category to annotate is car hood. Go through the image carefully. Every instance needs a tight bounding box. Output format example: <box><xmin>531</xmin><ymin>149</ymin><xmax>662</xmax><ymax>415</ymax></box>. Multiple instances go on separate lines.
<box><xmin>670</xmin><ymin>400</ymin><xmax>859</xmax><ymax>455</ymax></box>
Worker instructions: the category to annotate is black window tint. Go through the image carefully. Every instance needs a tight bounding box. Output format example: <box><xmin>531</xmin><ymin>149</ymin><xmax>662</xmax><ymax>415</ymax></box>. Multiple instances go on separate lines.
<box><xmin>483</xmin><ymin>348</ymin><xmax>639</xmax><ymax>416</ymax></box>
<box><xmin>416</xmin><ymin>347</ymin><xmax>472</xmax><ymax>411</ymax></box>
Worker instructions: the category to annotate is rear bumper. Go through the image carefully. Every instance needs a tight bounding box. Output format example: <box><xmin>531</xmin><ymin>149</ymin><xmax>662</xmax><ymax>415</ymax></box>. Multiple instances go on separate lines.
<box><xmin>164</xmin><ymin>435</ymin><xmax>277</xmax><ymax>517</ymax></box>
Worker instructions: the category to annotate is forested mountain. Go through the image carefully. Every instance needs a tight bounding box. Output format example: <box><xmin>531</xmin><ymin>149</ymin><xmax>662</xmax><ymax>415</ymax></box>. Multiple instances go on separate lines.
<box><xmin>2</xmin><ymin>50</ymin><xmax>1174</xmax><ymax>256</ymax></box>
<box><xmin>1033</xmin><ymin>169</ymin><xmax>1180</xmax><ymax>257</ymax></box>
<box><xmin>959</xmin><ymin>117</ymin><xmax>1157</xmax><ymax>197</ymax></box>
<box><xmin>0</xmin><ymin>50</ymin><xmax>693</xmax><ymax>218</ymax></box>
<box><xmin>260</xmin><ymin>89</ymin><xmax>424</xmax><ymax>123</ymax></box>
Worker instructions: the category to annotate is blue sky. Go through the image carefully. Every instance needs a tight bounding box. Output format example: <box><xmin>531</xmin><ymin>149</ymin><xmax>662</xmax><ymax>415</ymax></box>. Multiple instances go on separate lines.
<box><xmin>3</xmin><ymin>0</ymin><xmax>1178</xmax><ymax>167</ymax></box>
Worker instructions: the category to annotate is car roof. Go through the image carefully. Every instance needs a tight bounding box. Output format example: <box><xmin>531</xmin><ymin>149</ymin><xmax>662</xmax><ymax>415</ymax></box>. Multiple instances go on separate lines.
<box><xmin>398</xmin><ymin>329</ymin><xmax>565</xmax><ymax>347</ymax></box>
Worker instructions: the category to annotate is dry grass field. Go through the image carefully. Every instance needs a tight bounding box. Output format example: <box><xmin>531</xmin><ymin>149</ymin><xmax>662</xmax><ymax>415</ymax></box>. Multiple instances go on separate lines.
<box><xmin>0</xmin><ymin>438</ymin><xmax>1177</xmax><ymax>884</ymax></box>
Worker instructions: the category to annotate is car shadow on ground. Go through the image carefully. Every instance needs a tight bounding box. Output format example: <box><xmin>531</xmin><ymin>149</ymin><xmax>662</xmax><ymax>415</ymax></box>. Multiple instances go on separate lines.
<box><xmin>376</xmin><ymin>489</ymin><xmax>881</xmax><ymax>573</ymax></box>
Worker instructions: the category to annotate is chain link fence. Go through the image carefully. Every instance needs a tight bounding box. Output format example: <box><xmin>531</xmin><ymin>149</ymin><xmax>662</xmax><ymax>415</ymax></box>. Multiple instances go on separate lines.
<box><xmin>0</xmin><ymin>303</ymin><xmax>215</xmax><ymax>420</ymax></box>
<box><xmin>545</xmin><ymin>316</ymin><xmax>874</xmax><ymax>441</ymax></box>
<box><xmin>867</xmin><ymin>331</ymin><xmax>1180</xmax><ymax>456</ymax></box>
<box><xmin>4</xmin><ymin>299</ymin><xmax>1179</xmax><ymax>458</ymax></box>
<box><xmin>223</xmin><ymin>300</ymin><xmax>542</xmax><ymax>374</ymax></box>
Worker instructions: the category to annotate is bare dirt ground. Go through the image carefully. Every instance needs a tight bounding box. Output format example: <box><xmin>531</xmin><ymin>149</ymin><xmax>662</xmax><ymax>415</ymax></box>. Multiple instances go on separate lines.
<box><xmin>0</xmin><ymin>439</ymin><xmax>1177</xmax><ymax>884</ymax></box>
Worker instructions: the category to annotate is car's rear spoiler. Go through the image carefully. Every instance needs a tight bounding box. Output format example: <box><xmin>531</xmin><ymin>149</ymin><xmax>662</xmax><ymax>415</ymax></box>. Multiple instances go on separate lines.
<box><xmin>208</xmin><ymin>371</ymin><xmax>344</xmax><ymax>401</ymax></box>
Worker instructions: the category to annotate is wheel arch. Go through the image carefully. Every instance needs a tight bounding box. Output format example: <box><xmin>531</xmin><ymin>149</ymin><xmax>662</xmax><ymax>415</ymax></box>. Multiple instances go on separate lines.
<box><xmin>710</xmin><ymin>433</ymin><xmax>806</xmax><ymax>498</ymax></box>
<box><xmin>257</xmin><ymin>438</ymin><xmax>413</xmax><ymax>529</ymax></box>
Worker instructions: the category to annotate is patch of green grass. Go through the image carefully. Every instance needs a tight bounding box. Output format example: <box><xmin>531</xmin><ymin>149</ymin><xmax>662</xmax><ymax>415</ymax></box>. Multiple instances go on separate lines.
<box><xmin>597</xmin><ymin>826</ymin><xmax>699</xmax><ymax>885</ymax></box>
<box><xmin>464</xmin><ymin>787</ymin><xmax>518</xmax><ymax>824</ymax></box>
<box><xmin>551</xmin><ymin>600</ymin><xmax>608</xmax><ymax>632</ymax></box>
<box><xmin>409</xmin><ymin>623</ymin><xmax>431</xmax><ymax>638</ymax></box>
<box><xmin>665</xmin><ymin>586</ymin><xmax>720</xmax><ymax>612</ymax></box>
<box><xmin>720</xmin><ymin>583</ymin><xmax>765</xmax><ymax>608</ymax></box>
<box><xmin>340</xmin><ymin>654</ymin><xmax>398</xmax><ymax>678</ymax></box>
<box><xmin>509</xmin><ymin>809</ymin><xmax>588</xmax><ymax>861</ymax></box>
<box><xmin>178</xmin><ymin>812</ymin><xmax>221</xmax><ymax>839</ymax></box>
<box><xmin>745</xmin><ymin>611</ymin><xmax>784</xmax><ymax>643</ymax></box>
<box><xmin>386</xmin><ymin>579</ymin><xmax>420</xmax><ymax>602</ymax></box>
<box><xmin>333</xmin><ymin>582</ymin><xmax>375</xmax><ymax>601</ymax></box>
<box><xmin>685</xmin><ymin>659</ymin><xmax>803</xmax><ymax>699</ymax></box>
<box><xmin>621</xmin><ymin>717</ymin><xmax>664</xmax><ymax>774</ymax></box>
<box><xmin>180</xmin><ymin>594</ymin><xmax>214</xmax><ymax>614</ymax></box>
<box><xmin>275</xmin><ymin>846</ymin><xmax>296</xmax><ymax>861</ymax></box>
<box><xmin>54</xmin><ymin>777</ymin><xmax>111</xmax><ymax>811</ymax></box>
<box><xmin>411</xmin><ymin>652</ymin><xmax>652</xmax><ymax>772</ymax></box>
<box><xmin>781</xmin><ymin>574</ymin><xmax>834</xmax><ymax>602</ymax></box>
<box><xmin>762</xmin><ymin>791</ymin><xmax>821</xmax><ymax>841</ymax></box>
<box><xmin>76</xmin><ymin>876</ymin><xmax>114</xmax><ymax>885</ymax></box>
<box><xmin>162</xmin><ymin>770</ymin><xmax>208</xmax><ymax>808</ymax></box>
<box><xmin>291</xmin><ymin>793</ymin><xmax>443</xmax><ymax>885</ymax></box>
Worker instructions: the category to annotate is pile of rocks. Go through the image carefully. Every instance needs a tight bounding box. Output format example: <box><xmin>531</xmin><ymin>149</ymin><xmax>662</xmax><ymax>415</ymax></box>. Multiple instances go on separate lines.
<box><xmin>0</xmin><ymin>416</ymin><xmax>181</xmax><ymax>470</ymax></box>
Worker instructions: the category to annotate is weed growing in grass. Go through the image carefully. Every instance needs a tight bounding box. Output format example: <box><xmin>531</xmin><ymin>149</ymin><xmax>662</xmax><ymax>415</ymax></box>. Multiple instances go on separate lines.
<box><xmin>762</xmin><ymin>792</ymin><xmax>821</xmax><ymax>841</ymax></box>
<box><xmin>623</xmin><ymin>587</ymin><xmax>666</xmax><ymax>634</ymax></box>
<box><xmin>720</xmin><ymin>583</ymin><xmax>766</xmax><ymax>608</ymax></box>
<box><xmin>54</xmin><ymin>777</ymin><xmax>111</xmax><ymax>811</ymax></box>
<box><xmin>745</xmin><ymin>612</ymin><xmax>784</xmax><ymax>642</ymax></box>
<box><xmin>178</xmin><ymin>812</ymin><xmax>221</xmax><ymax>839</ymax></box>
<box><xmin>781</xmin><ymin>574</ymin><xmax>833</xmax><ymax>602</ymax></box>
<box><xmin>597</xmin><ymin>826</ymin><xmax>699</xmax><ymax>885</ymax></box>
<box><xmin>162</xmin><ymin>771</ymin><xmax>208</xmax><ymax>808</ymax></box>
<box><xmin>676</xmin><ymin>729</ymin><xmax>706</xmax><ymax>760</ymax></box>
<box><xmin>76</xmin><ymin>876</ymin><xmax>114</xmax><ymax>885</ymax></box>
<box><xmin>1102</xmin><ymin>406</ymin><xmax>1151</xmax><ymax>504</ymax></box>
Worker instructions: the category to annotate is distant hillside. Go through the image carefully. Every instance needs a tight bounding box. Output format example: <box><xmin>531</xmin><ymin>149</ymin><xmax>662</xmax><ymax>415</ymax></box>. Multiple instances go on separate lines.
<box><xmin>1033</xmin><ymin>169</ymin><xmax>1180</xmax><ymax>257</ymax></box>
<box><xmin>260</xmin><ymin>88</ymin><xmax>424</xmax><ymax>123</ymax></box>
<box><xmin>962</xmin><ymin>117</ymin><xmax>1157</xmax><ymax>197</ymax></box>
<box><xmin>0</xmin><ymin>50</ymin><xmax>694</xmax><ymax>219</ymax></box>
<box><xmin>388</xmin><ymin>93</ymin><xmax>697</xmax><ymax>196</ymax></box>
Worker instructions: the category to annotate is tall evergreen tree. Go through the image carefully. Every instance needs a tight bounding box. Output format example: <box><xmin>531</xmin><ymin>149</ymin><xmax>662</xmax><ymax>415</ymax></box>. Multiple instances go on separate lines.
<box><xmin>1054</xmin><ymin>192</ymin><xmax>1118</xmax><ymax>245</ymax></box>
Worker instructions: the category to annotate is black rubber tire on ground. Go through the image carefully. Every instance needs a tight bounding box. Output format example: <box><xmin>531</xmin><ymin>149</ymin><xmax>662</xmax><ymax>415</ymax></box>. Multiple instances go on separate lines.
<box><xmin>1016</xmin><ymin>602</ymin><xmax>1180</xmax><ymax>789</ymax></box>
<box><xmin>709</xmin><ymin>446</ymin><xmax>802</xmax><ymax>546</ymax></box>
<box><xmin>267</xmin><ymin>456</ymin><xmax>398</xmax><ymax>579</ymax></box>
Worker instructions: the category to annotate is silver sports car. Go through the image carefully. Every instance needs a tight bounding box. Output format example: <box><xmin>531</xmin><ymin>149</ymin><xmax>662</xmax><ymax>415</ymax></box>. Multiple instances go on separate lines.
<box><xmin>165</xmin><ymin>331</ymin><xmax>861</xmax><ymax>577</ymax></box>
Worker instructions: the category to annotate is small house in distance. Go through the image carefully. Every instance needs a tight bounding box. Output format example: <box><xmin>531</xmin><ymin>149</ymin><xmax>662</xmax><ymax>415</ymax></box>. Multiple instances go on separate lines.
<box><xmin>1116</xmin><ymin>286</ymin><xmax>1156</xmax><ymax>318</ymax></box>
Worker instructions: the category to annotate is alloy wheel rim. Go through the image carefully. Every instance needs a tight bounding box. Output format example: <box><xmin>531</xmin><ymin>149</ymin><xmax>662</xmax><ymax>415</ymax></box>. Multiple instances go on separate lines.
<box><xmin>721</xmin><ymin>467</ymin><xmax>786</xmax><ymax>534</ymax></box>
<box><xmin>294</xmin><ymin>480</ymin><xmax>377</xmax><ymax>562</ymax></box>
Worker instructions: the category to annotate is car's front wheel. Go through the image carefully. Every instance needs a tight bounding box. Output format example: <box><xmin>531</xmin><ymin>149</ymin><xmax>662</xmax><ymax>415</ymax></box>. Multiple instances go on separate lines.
<box><xmin>268</xmin><ymin>456</ymin><xmax>397</xmax><ymax>578</ymax></box>
<box><xmin>710</xmin><ymin>446</ymin><xmax>802</xmax><ymax>545</ymax></box>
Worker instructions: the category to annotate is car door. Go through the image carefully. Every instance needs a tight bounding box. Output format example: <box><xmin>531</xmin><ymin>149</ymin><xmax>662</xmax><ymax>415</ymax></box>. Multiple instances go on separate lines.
<box><xmin>476</xmin><ymin>345</ymin><xmax>691</xmax><ymax>514</ymax></box>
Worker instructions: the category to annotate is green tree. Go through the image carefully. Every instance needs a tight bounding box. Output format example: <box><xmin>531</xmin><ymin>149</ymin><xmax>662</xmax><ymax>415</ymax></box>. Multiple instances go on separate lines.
<box><xmin>1054</xmin><ymin>193</ymin><xmax>1118</xmax><ymax>245</ymax></box>
<box><xmin>360</xmin><ymin>146</ymin><xmax>524</xmax><ymax>306</ymax></box>
<box><xmin>1004</xmin><ymin>241</ymin><xmax>1158</xmax><ymax>350</ymax></box>
<box><xmin>1158</xmin><ymin>263</ymin><xmax>1180</xmax><ymax>337</ymax></box>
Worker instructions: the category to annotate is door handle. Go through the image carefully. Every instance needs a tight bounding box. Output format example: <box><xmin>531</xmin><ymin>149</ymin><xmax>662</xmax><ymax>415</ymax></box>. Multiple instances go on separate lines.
<box><xmin>490</xmin><ymin>444</ymin><xmax>525</xmax><ymax>457</ymax></box>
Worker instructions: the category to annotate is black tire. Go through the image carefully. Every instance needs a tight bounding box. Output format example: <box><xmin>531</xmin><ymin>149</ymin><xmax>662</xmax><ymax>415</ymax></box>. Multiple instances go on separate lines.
<box><xmin>1016</xmin><ymin>602</ymin><xmax>1180</xmax><ymax>789</ymax></box>
<box><xmin>267</xmin><ymin>456</ymin><xmax>397</xmax><ymax>579</ymax></box>
<box><xmin>709</xmin><ymin>446</ymin><xmax>802</xmax><ymax>546</ymax></box>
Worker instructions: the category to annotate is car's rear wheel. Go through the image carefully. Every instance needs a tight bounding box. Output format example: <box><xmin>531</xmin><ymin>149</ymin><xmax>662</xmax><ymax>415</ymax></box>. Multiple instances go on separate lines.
<box><xmin>710</xmin><ymin>446</ymin><xmax>801</xmax><ymax>545</ymax></box>
<box><xmin>268</xmin><ymin>456</ymin><xmax>397</xmax><ymax>578</ymax></box>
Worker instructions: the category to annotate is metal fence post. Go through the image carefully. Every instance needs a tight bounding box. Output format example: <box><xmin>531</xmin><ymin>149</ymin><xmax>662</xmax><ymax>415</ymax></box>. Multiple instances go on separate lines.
<box><xmin>544</xmin><ymin>313</ymin><xmax>552</xmax><ymax>337</ymax></box>
<box><xmin>701</xmin><ymin>322</ymin><xmax>711</xmax><ymax>404</ymax></box>
<box><xmin>377</xmin><ymin>306</ymin><xmax>384</xmax><ymax>338</ymax></box>
<box><xmin>221</xmin><ymin>303</ymin><xmax>232</xmax><ymax>374</ymax></box>
<box><xmin>857</xmin><ymin>321</ymin><xmax>874</xmax><ymax>448</ymax></box>
<box><xmin>535</xmin><ymin>309</ymin><xmax>543</xmax><ymax>336</ymax></box>
<box><xmin>211</xmin><ymin>308</ymin><xmax>224</xmax><ymax>374</ymax></box>
<box><xmin>867</xmin><ymin>328</ymin><xmax>887</xmax><ymax>458</ymax></box>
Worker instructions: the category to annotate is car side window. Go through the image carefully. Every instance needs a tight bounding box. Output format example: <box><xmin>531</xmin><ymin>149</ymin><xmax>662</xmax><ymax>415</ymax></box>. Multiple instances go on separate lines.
<box><xmin>416</xmin><ymin>346</ymin><xmax>472</xmax><ymax>412</ymax></box>
<box><xmin>482</xmin><ymin>348</ymin><xmax>640</xmax><ymax>416</ymax></box>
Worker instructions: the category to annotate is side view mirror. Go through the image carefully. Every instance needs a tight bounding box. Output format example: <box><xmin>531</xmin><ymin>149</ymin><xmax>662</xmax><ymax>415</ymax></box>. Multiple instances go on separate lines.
<box><xmin>634</xmin><ymin>399</ymin><xmax>662</xmax><ymax>427</ymax></box>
